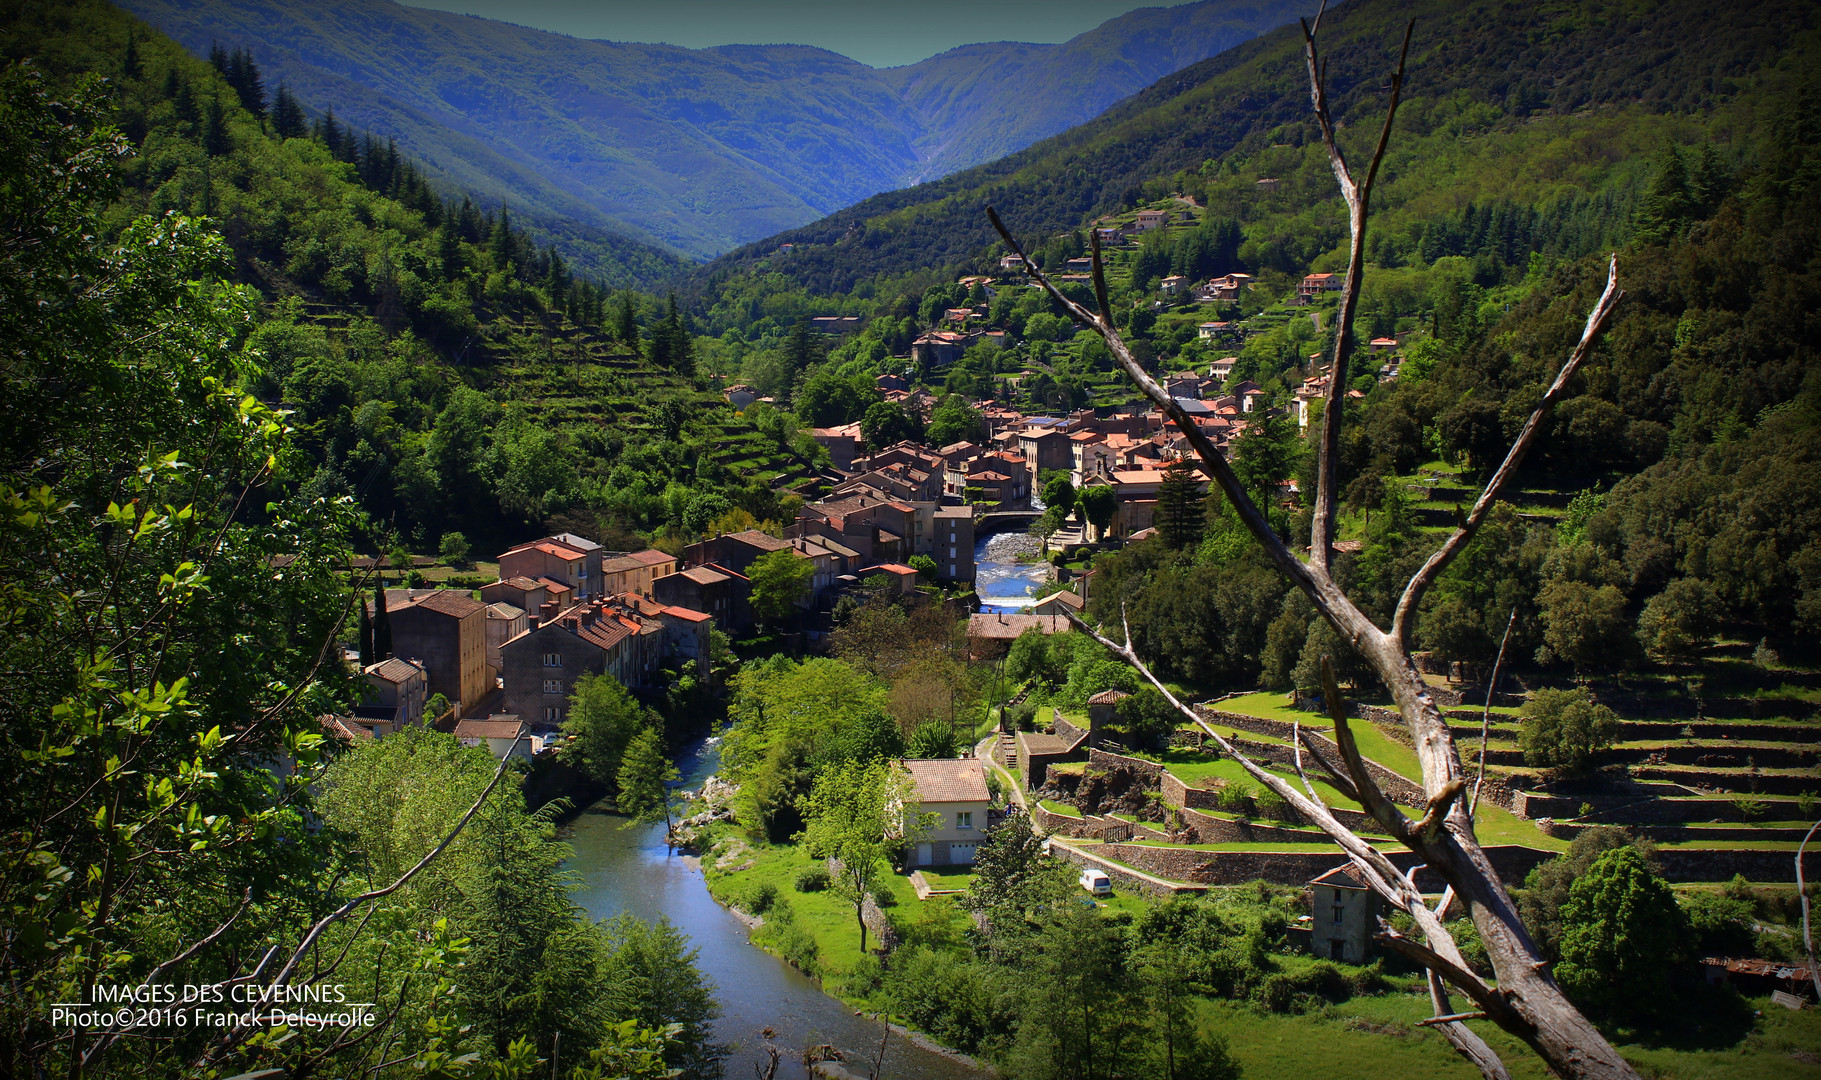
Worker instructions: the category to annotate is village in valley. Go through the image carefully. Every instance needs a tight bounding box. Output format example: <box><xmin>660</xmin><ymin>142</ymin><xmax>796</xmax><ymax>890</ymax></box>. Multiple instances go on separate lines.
<box><xmin>329</xmin><ymin>198</ymin><xmax>1819</xmax><ymax>1048</ymax></box>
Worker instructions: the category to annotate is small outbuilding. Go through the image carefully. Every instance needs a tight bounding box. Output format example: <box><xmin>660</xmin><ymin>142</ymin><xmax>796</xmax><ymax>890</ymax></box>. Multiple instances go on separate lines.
<box><xmin>1308</xmin><ymin>865</ymin><xmax>1377</xmax><ymax>964</ymax></box>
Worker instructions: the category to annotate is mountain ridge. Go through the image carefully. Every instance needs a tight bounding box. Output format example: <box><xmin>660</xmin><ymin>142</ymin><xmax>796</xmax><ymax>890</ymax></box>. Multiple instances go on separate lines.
<box><xmin>117</xmin><ymin>0</ymin><xmax>1308</xmax><ymax>261</ymax></box>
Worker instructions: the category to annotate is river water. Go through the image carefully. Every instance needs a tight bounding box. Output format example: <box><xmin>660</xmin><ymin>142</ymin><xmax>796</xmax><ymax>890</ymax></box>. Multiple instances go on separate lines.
<box><xmin>973</xmin><ymin>531</ymin><xmax>1048</xmax><ymax>613</ymax></box>
<box><xmin>563</xmin><ymin>736</ymin><xmax>985</xmax><ymax>1080</ymax></box>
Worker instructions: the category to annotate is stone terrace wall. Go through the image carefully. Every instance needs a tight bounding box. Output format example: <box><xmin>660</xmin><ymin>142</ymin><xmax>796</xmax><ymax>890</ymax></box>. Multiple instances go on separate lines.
<box><xmin>1514</xmin><ymin>792</ymin><xmax>1809</xmax><ymax>824</ymax></box>
<box><xmin>1046</xmin><ymin>842</ymin><xmax>1205</xmax><ymax>898</ymax></box>
<box><xmin>1094</xmin><ymin>843</ymin><xmax>1555</xmax><ymax>889</ymax></box>
<box><xmin>1658</xmin><ymin>847</ymin><xmax>1814</xmax><ymax>883</ymax></box>
<box><xmin>1538</xmin><ymin>820</ymin><xmax>1817</xmax><ymax>844</ymax></box>
<box><xmin>1179</xmin><ymin>808</ymin><xmax>1333</xmax><ymax>846</ymax></box>
<box><xmin>1088</xmin><ymin>747</ymin><xmax>1167</xmax><ymax>779</ymax></box>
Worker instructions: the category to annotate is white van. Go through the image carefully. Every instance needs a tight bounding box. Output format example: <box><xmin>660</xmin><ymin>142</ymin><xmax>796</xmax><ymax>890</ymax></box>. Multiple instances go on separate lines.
<box><xmin>1079</xmin><ymin>868</ymin><xmax>1112</xmax><ymax>895</ymax></box>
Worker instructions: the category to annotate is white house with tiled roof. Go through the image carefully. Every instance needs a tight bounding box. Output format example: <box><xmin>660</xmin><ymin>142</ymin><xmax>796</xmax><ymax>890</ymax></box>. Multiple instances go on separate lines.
<box><xmin>900</xmin><ymin>758</ymin><xmax>992</xmax><ymax>869</ymax></box>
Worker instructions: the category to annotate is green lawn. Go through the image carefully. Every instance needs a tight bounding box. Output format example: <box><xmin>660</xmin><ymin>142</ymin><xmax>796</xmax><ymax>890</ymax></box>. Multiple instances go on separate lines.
<box><xmin>916</xmin><ymin>867</ymin><xmax>975</xmax><ymax>892</ymax></box>
<box><xmin>1207</xmin><ymin>990</ymin><xmax>1821</xmax><ymax>1080</ymax></box>
<box><xmin>1039</xmin><ymin>798</ymin><xmax>1083</xmax><ymax>818</ymax></box>
<box><xmin>700</xmin><ymin>839</ymin><xmax>919</xmax><ymax>981</ymax></box>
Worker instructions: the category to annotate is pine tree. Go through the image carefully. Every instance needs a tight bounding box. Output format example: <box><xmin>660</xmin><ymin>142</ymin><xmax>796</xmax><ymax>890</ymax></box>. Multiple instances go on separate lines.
<box><xmin>616</xmin><ymin>291</ymin><xmax>641</xmax><ymax>357</ymax></box>
<box><xmin>489</xmin><ymin>203</ymin><xmax>514</xmax><ymax>271</ymax></box>
<box><xmin>270</xmin><ymin>84</ymin><xmax>306</xmax><ymax>139</ymax></box>
<box><xmin>201</xmin><ymin>96</ymin><xmax>231</xmax><ymax>157</ymax></box>
<box><xmin>121</xmin><ymin>31</ymin><xmax>141</xmax><ymax>80</ymax></box>
<box><xmin>315</xmin><ymin>107</ymin><xmax>343</xmax><ymax>157</ymax></box>
<box><xmin>1154</xmin><ymin>458</ymin><xmax>1205</xmax><ymax>549</ymax></box>
<box><xmin>227</xmin><ymin>47</ymin><xmax>265</xmax><ymax>120</ymax></box>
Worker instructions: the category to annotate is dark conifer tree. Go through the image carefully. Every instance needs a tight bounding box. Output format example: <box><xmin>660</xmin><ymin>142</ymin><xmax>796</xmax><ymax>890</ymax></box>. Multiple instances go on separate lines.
<box><xmin>489</xmin><ymin>204</ymin><xmax>514</xmax><ymax>271</ymax></box>
<box><xmin>616</xmin><ymin>292</ymin><xmax>641</xmax><ymax>358</ymax></box>
<box><xmin>372</xmin><ymin>578</ymin><xmax>393</xmax><ymax>660</ymax></box>
<box><xmin>121</xmin><ymin>31</ymin><xmax>141</xmax><ymax>79</ymax></box>
<box><xmin>1155</xmin><ymin>459</ymin><xmax>1205</xmax><ymax>549</ymax></box>
<box><xmin>358</xmin><ymin>604</ymin><xmax>374</xmax><ymax>669</ymax></box>
<box><xmin>316</xmin><ymin>107</ymin><xmax>344</xmax><ymax>157</ymax></box>
<box><xmin>271</xmin><ymin>84</ymin><xmax>306</xmax><ymax>139</ymax></box>
<box><xmin>201</xmin><ymin>95</ymin><xmax>231</xmax><ymax>156</ymax></box>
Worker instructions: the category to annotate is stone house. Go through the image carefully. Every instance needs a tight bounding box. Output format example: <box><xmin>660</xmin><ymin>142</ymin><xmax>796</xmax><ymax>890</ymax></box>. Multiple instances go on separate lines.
<box><xmin>901</xmin><ymin>758</ymin><xmax>992</xmax><ymax>869</ymax></box>
<box><xmin>453</xmin><ymin>715</ymin><xmax>531</xmax><ymax>761</ymax></box>
<box><xmin>934</xmin><ymin>504</ymin><xmax>975</xmax><ymax>583</ymax></box>
<box><xmin>497</xmin><ymin>600</ymin><xmax>661</xmax><ymax>726</ymax></box>
<box><xmin>484</xmin><ymin>601</ymin><xmax>527</xmax><ymax>682</ymax></box>
<box><xmin>684</xmin><ymin>529</ymin><xmax>793</xmax><ymax>578</ymax></box>
<box><xmin>600</xmin><ymin>549</ymin><xmax>678</xmax><ymax>596</ymax></box>
<box><xmin>1309</xmin><ymin>865</ymin><xmax>1378</xmax><ymax>963</ymax></box>
<box><xmin>362</xmin><ymin>656</ymin><xmax>427</xmax><ymax>728</ymax></box>
<box><xmin>498</xmin><ymin>537</ymin><xmax>597</xmax><ymax>601</ymax></box>
<box><xmin>652</xmin><ymin>564</ymin><xmax>750</xmax><ymax>633</ymax></box>
<box><xmin>381</xmin><ymin>589</ymin><xmax>488</xmax><ymax>717</ymax></box>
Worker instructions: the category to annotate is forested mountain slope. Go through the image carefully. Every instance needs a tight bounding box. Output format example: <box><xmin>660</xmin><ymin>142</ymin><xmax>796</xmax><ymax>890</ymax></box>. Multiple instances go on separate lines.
<box><xmin>117</xmin><ymin>0</ymin><xmax>1306</xmax><ymax>261</ymax></box>
<box><xmin>697</xmin><ymin>0</ymin><xmax>1814</xmax><ymax>297</ymax></box>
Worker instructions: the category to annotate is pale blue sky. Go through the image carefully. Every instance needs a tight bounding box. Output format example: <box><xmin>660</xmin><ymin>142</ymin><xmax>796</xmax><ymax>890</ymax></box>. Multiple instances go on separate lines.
<box><xmin>397</xmin><ymin>0</ymin><xmax>1201</xmax><ymax>68</ymax></box>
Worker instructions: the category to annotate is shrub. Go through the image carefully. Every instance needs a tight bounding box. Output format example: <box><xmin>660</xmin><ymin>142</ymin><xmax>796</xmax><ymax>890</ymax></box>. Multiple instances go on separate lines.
<box><xmin>760</xmin><ymin>903</ymin><xmax>821</xmax><ymax>976</ymax></box>
<box><xmin>1255</xmin><ymin>787</ymin><xmax>1295</xmax><ymax>823</ymax></box>
<box><xmin>1519</xmin><ymin>687</ymin><xmax>1619</xmax><ymax>776</ymax></box>
<box><xmin>795</xmin><ymin>867</ymin><xmax>830</xmax><ymax>893</ymax></box>
<box><xmin>871</xmin><ymin>882</ymin><xmax>897</xmax><ymax>908</ymax></box>
<box><xmin>1261</xmin><ymin>962</ymin><xmax>1354</xmax><ymax>1013</ymax></box>
<box><xmin>1217</xmin><ymin>782</ymin><xmax>1255</xmax><ymax>816</ymax></box>
<box><xmin>748</xmin><ymin>882</ymin><xmax>779</xmax><ymax>914</ymax></box>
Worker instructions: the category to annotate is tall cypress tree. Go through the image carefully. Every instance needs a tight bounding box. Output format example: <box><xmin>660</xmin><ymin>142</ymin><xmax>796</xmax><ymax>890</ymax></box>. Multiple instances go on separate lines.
<box><xmin>616</xmin><ymin>292</ymin><xmax>641</xmax><ymax>357</ymax></box>
<box><xmin>358</xmin><ymin>604</ymin><xmax>374</xmax><ymax>669</ymax></box>
<box><xmin>372</xmin><ymin>578</ymin><xmax>393</xmax><ymax>660</ymax></box>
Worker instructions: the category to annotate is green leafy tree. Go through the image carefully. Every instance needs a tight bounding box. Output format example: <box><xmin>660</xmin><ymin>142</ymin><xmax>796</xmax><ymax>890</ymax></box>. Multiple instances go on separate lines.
<box><xmin>958</xmin><ymin>809</ymin><xmax>1073</xmax><ymax>961</ymax></box>
<box><xmin>908</xmin><ymin>553</ymin><xmax>938</xmax><ymax>582</ymax></box>
<box><xmin>1636</xmin><ymin>577</ymin><xmax>1721</xmax><ymax>663</ymax></box>
<box><xmin>1043</xmin><ymin>475</ymin><xmax>1077</xmax><ymax>518</ymax></box>
<box><xmin>1517</xmin><ymin>827</ymin><xmax>1657</xmax><ymax>961</ymax></box>
<box><xmin>803</xmin><ymin>757</ymin><xmax>929</xmax><ymax>953</ymax></box>
<box><xmin>1538</xmin><ymin>578</ymin><xmax>1635</xmax><ymax>672</ymax></box>
<box><xmin>1555</xmin><ymin>847</ymin><xmax>1690</xmax><ymax>1021</ymax></box>
<box><xmin>747</xmin><ymin>547</ymin><xmax>814</xmax><ymax>625</ymax></box>
<box><xmin>438</xmin><ymin>529</ymin><xmax>471</xmax><ymax>565</ymax></box>
<box><xmin>861</xmin><ymin>399</ymin><xmax>920</xmax><ymax>448</ymax></box>
<box><xmin>598</xmin><ymin>912</ymin><xmax>728</xmax><ymax>1078</ymax></box>
<box><xmin>564</xmin><ymin>673</ymin><xmax>650</xmax><ymax>789</ymax></box>
<box><xmin>1077</xmin><ymin>484</ymin><xmax>1117</xmax><ymax>539</ymax></box>
<box><xmin>1519</xmin><ymin>687</ymin><xmax>1620</xmax><ymax>776</ymax></box>
<box><xmin>617</xmin><ymin>725</ymin><xmax>681</xmax><ymax>831</ymax></box>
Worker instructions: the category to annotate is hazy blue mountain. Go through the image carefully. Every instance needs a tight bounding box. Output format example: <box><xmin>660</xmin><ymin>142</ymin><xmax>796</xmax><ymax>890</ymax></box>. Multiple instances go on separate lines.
<box><xmin>118</xmin><ymin>0</ymin><xmax>1306</xmax><ymax>261</ymax></box>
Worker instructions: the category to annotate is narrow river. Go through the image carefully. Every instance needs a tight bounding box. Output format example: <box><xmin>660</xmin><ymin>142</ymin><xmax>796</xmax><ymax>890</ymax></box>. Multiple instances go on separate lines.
<box><xmin>973</xmin><ymin>530</ymin><xmax>1049</xmax><ymax>613</ymax></box>
<box><xmin>563</xmin><ymin>736</ymin><xmax>987</xmax><ymax>1080</ymax></box>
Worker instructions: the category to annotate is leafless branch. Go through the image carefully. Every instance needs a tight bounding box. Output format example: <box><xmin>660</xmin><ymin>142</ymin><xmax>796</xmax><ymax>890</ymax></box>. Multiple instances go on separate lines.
<box><xmin>1391</xmin><ymin>260</ymin><xmax>1624</xmax><ymax>646</ymax></box>
<box><xmin>1293</xmin><ymin>725</ymin><xmax>1361</xmax><ymax>803</ymax></box>
<box><xmin>81</xmin><ymin>889</ymin><xmax>253</xmax><ymax>1061</ymax></box>
<box><xmin>1471</xmin><ymin>609</ymin><xmax>1519</xmax><ymax>816</ymax></box>
<box><xmin>1800</xmin><ymin>819</ymin><xmax>1821</xmax><ymax>1002</ymax></box>
<box><xmin>1300</xmin><ymin>9</ymin><xmax>1415</xmax><ymax>573</ymax></box>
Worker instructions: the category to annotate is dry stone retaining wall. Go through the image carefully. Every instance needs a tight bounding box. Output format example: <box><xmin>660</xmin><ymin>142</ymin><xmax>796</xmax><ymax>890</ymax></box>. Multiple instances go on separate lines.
<box><xmin>1093</xmin><ymin>842</ymin><xmax>1554</xmax><ymax>889</ymax></box>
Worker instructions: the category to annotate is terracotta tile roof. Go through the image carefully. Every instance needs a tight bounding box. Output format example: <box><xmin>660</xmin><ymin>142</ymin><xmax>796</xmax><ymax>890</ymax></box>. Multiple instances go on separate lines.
<box><xmin>454</xmin><ymin>717</ymin><xmax>525</xmax><ymax>741</ymax></box>
<box><xmin>628</xmin><ymin>549</ymin><xmax>674</xmax><ymax>566</ymax></box>
<box><xmin>727</xmin><ymin>529</ymin><xmax>791</xmax><ymax>551</ymax></box>
<box><xmin>1017</xmin><ymin>730</ymin><xmax>1083</xmax><ymax>756</ymax></box>
<box><xmin>1310</xmin><ymin>865</ymin><xmax>1368</xmax><ymax>889</ymax></box>
<box><xmin>486</xmin><ymin>602</ymin><xmax>525</xmax><ymax>620</ymax></box>
<box><xmin>1086</xmin><ymin>688</ymin><xmax>1128</xmax><ymax>705</ymax></box>
<box><xmin>365</xmin><ymin>657</ymin><xmax>423</xmax><ymax>683</ymax></box>
<box><xmin>966</xmin><ymin>613</ymin><xmax>1069</xmax><ymax>640</ymax></box>
<box><xmin>681</xmin><ymin>566</ymin><xmax>730</xmax><ymax>585</ymax></box>
<box><xmin>660</xmin><ymin>606</ymin><xmax>712</xmax><ymax>622</ymax></box>
<box><xmin>408</xmin><ymin>590</ymin><xmax>485</xmax><ymax>618</ymax></box>
<box><xmin>903</xmin><ymin>758</ymin><xmax>990</xmax><ymax>804</ymax></box>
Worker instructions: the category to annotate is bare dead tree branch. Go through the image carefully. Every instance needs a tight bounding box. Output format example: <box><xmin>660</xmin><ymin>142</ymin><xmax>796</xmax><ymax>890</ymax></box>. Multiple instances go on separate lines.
<box><xmin>1008</xmin><ymin>8</ymin><xmax>1640</xmax><ymax>1075</ymax></box>
<box><xmin>1390</xmin><ymin>262</ymin><xmax>1623</xmax><ymax>647</ymax></box>
<box><xmin>1471</xmin><ymin>609</ymin><xmax>1519</xmax><ymax>816</ymax></box>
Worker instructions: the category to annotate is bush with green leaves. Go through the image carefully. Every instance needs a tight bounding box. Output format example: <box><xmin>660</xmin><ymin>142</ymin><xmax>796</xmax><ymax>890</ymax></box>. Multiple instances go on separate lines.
<box><xmin>1518</xmin><ymin>687</ymin><xmax>1619</xmax><ymax>776</ymax></box>
<box><xmin>794</xmin><ymin>867</ymin><xmax>830</xmax><ymax>893</ymax></box>
<box><xmin>746</xmin><ymin>881</ymin><xmax>779</xmax><ymax>914</ymax></box>
<box><xmin>1555</xmin><ymin>847</ymin><xmax>1690</xmax><ymax>1021</ymax></box>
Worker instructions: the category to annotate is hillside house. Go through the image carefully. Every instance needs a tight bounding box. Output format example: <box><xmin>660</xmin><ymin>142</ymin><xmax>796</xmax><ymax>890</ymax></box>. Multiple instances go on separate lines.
<box><xmin>934</xmin><ymin>504</ymin><xmax>976</xmax><ymax>583</ymax></box>
<box><xmin>1308</xmin><ymin>866</ymin><xmax>1377</xmax><ymax>963</ymax></box>
<box><xmin>965</xmin><ymin>612</ymin><xmax>1069</xmax><ymax>660</ymax></box>
<box><xmin>498</xmin><ymin>537</ymin><xmax>598</xmax><ymax>601</ymax></box>
<box><xmin>1132</xmin><ymin>209</ymin><xmax>1168</xmax><ymax>231</ymax></box>
<box><xmin>1299</xmin><ymin>272</ymin><xmax>1345</xmax><ymax>299</ymax></box>
<box><xmin>361</xmin><ymin>656</ymin><xmax>427</xmax><ymax>728</ymax></box>
<box><xmin>600</xmin><ymin>549</ymin><xmax>678</xmax><ymax>596</ymax></box>
<box><xmin>810</xmin><ymin>422</ymin><xmax>865</xmax><ymax>471</ymax></box>
<box><xmin>901</xmin><ymin>758</ymin><xmax>992</xmax><ymax>869</ymax></box>
<box><xmin>652</xmin><ymin>564</ymin><xmax>750</xmax><ymax>633</ymax></box>
<box><xmin>453</xmin><ymin>715</ymin><xmax>531</xmax><ymax>762</ymax></box>
<box><xmin>1159</xmin><ymin>275</ymin><xmax>1189</xmax><ymax>295</ymax></box>
<box><xmin>1030</xmin><ymin>589</ymin><xmax>1084</xmax><ymax>619</ymax></box>
<box><xmin>498</xmin><ymin>599</ymin><xmax>664</xmax><ymax>724</ymax></box>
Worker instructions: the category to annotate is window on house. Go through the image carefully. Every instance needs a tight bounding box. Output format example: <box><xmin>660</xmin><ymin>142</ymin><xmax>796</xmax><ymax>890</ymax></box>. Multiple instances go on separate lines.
<box><xmin>543</xmin><ymin>652</ymin><xmax>563</xmax><ymax>667</ymax></box>
<box><xmin>544</xmin><ymin>706</ymin><xmax>562</xmax><ymax>722</ymax></box>
<box><xmin>955</xmin><ymin>811</ymin><xmax>973</xmax><ymax>830</ymax></box>
<box><xmin>543</xmin><ymin>679</ymin><xmax>563</xmax><ymax>695</ymax></box>
<box><xmin>1331</xmin><ymin>905</ymin><xmax>1345</xmax><ymax>925</ymax></box>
